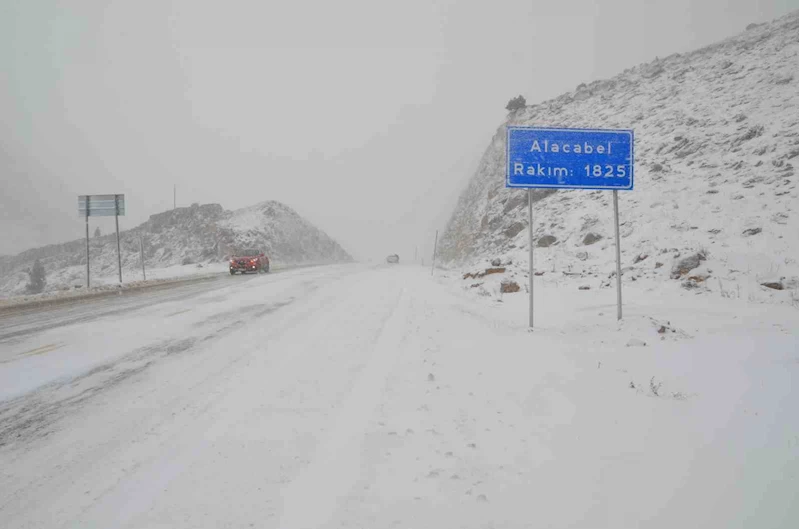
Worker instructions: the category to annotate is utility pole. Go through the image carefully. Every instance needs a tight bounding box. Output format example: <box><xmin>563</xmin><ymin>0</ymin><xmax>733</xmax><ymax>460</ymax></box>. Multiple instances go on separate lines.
<box><xmin>173</xmin><ymin>184</ymin><xmax>176</xmax><ymax>210</ymax></box>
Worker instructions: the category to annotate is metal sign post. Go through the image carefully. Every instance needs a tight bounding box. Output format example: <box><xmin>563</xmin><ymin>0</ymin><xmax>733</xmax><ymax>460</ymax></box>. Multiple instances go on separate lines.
<box><xmin>115</xmin><ymin>194</ymin><xmax>123</xmax><ymax>285</ymax></box>
<box><xmin>79</xmin><ymin>194</ymin><xmax>126</xmax><ymax>288</ymax></box>
<box><xmin>85</xmin><ymin>196</ymin><xmax>90</xmax><ymax>288</ymax></box>
<box><xmin>613</xmin><ymin>190</ymin><xmax>623</xmax><ymax>320</ymax></box>
<box><xmin>506</xmin><ymin>126</ymin><xmax>634</xmax><ymax>326</ymax></box>
<box><xmin>528</xmin><ymin>189</ymin><xmax>534</xmax><ymax>328</ymax></box>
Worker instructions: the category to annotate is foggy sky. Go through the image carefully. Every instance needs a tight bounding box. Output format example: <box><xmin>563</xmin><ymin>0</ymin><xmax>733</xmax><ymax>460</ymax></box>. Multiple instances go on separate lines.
<box><xmin>2</xmin><ymin>0</ymin><xmax>797</xmax><ymax>261</ymax></box>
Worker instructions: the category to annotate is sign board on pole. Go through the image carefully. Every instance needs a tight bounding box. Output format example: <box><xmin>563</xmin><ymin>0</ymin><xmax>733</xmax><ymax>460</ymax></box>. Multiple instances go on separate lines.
<box><xmin>507</xmin><ymin>127</ymin><xmax>633</xmax><ymax>190</ymax></box>
<box><xmin>78</xmin><ymin>194</ymin><xmax>126</xmax><ymax>217</ymax></box>
<box><xmin>505</xmin><ymin>126</ymin><xmax>634</xmax><ymax>328</ymax></box>
<box><xmin>78</xmin><ymin>194</ymin><xmax>126</xmax><ymax>288</ymax></box>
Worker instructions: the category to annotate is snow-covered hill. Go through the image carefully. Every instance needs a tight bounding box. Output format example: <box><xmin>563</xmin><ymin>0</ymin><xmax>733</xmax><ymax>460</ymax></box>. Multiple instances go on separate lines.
<box><xmin>439</xmin><ymin>11</ymin><xmax>799</xmax><ymax>305</ymax></box>
<box><xmin>0</xmin><ymin>201</ymin><xmax>352</xmax><ymax>298</ymax></box>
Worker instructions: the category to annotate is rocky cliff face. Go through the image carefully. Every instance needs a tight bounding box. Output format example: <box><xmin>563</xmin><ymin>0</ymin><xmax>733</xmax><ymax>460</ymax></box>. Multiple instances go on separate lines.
<box><xmin>0</xmin><ymin>201</ymin><xmax>352</xmax><ymax>297</ymax></box>
<box><xmin>439</xmin><ymin>11</ymin><xmax>799</xmax><ymax>304</ymax></box>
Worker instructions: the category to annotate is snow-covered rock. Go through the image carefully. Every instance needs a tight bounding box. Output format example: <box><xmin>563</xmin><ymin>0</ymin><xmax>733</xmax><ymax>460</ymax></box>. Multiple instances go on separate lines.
<box><xmin>0</xmin><ymin>201</ymin><xmax>352</xmax><ymax>298</ymax></box>
<box><xmin>439</xmin><ymin>10</ymin><xmax>799</xmax><ymax>306</ymax></box>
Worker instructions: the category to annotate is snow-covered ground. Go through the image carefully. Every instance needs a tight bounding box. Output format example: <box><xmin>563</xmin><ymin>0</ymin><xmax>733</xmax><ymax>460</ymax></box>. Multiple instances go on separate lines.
<box><xmin>92</xmin><ymin>262</ymin><xmax>230</xmax><ymax>285</ymax></box>
<box><xmin>1</xmin><ymin>264</ymin><xmax>796</xmax><ymax>528</ymax></box>
<box><xmin>0</xmin><ymin>262</ymin><xmax>231</xmax><ymax>308</ymax></box>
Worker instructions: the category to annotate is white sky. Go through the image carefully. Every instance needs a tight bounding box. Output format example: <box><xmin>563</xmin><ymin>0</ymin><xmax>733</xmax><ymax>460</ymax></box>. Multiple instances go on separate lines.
<box><xmin>1</xmin><ymin>0</ymin><xmax>797</xmax><ymax>260</ymax></box>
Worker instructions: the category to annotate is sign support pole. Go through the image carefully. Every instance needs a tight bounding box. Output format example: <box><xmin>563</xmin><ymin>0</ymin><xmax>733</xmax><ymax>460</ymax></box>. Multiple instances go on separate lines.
<box><xmin>613</xmin><ymin>190</ymin><xmax>623</xmax><ymax>320</ymax></box>
<box><xmin>115</xmin><ymin>195</ymin><xmax>123</xmax><ymax>286</ymax></box>
<box><xmin>139</xmin><ymin>234</ymin><xmax>147</xmax><ymax>281</ymax></box>
<box><xmin>85</xmin><ymin>196</ymin><xmax>90</xmax><ymax>289</ymax></box>
<box><xmin>507</xmin><ymin>127</ymin><xmax>632</xmax><ymax>327</ymax></box>
<box><xmin>528</xmin><ymin>189</ymin><xmax>534</xmax><ymax>329</ymax></box>
<box><xmin>431</xmin><ymin>230</ymin><xmax>438</xmax><ymax>276</ymax></box>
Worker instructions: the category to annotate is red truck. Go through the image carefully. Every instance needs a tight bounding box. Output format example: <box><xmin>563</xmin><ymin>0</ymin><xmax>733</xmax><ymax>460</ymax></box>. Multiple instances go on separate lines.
<box><xmin>229</xmin><ymin>249</ymin><xmax>270</xmax><ymax>275</ymax></box>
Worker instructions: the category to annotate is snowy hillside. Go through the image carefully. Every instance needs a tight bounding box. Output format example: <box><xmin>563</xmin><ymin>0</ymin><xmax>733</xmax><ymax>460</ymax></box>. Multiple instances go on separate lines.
<box><xmin>439</xmin><ymin>11</ymin><xmax>799</xmax><ymax>305</ymax></box>
<box><xmin>0</xmin><ymin>201</ymin><xmax>351</xmax><ymax>298</ymax></box>
<box><xmin>218</xmin><ymin>201</ymin><xmax>350</xmax><ymax>265</ymax></box>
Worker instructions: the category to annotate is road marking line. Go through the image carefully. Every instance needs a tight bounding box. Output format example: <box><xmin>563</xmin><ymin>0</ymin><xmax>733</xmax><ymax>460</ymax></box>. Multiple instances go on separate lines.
<box><xmin>0</xmin><ymin>342</ymin><xmax>66</xmax><ymax>364</ymax></box>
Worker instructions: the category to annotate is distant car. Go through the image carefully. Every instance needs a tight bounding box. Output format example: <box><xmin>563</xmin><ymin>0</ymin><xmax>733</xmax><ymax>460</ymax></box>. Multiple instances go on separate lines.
<box><xmin>229</xmin><ymin>249</ymin><xmax>270</xmax><ymax>274</ymax></box>
<box><xmin>386</xmin><ymin>254</ymin><xmax>399</xmax><ymax>264</ymax></box>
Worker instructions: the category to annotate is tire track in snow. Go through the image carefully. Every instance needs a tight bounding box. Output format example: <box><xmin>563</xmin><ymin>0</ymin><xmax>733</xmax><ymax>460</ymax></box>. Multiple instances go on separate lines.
<box><xmin>0</xmin><ymin>293</ymin><xmax>304</xmax><ymax>450</ymax></box>
<box><xmin>20</xmin><ymin>267</ymin><xmax>374</xmax><ymax>528</ymax></box>
<box><xmin>277</xmin><ymin>286</ymin><xmax>410</xmax><ymax>529</ymax></box>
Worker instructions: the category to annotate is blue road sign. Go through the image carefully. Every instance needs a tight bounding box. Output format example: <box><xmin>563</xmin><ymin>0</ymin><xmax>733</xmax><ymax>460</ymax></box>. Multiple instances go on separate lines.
<box><xmin>506</xmin><ymin>127</ymin><xmax>634</xmax><ymax>190</ymax></box>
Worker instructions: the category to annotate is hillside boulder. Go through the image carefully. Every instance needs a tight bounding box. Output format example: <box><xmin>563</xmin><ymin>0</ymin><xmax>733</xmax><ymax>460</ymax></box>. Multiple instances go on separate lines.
<box><xmin>670</xmin><ymin>252</ymin><xmax>706</xmax><ymax>279</ymax></box>
<box><xmin>761</xmin><ymin>280</ymin><xmax>784</xmax><ymax>290</ymax></box>
<box><xmin>482</xmin><ymin>267</ymin><xmax>506</xmax><ymax>277</ymax></box>
<box><xmin>502</xmin><ymin>194</ymin><xmax>528</xmax><ymax>214</ymax></box>
<box><xmin>582</xmin><ymin>233</ymin><xmax>603</xmax><ymax>246</ymax></box>
<box><xmin>537</xmin><ymin>235</ymin><xmax>557</xmax><ymax>248</ymax></box>
<box><xmin>504</xmin><ymin>222</ymin><xmax>526</xmax><ymax>238</ymax></box>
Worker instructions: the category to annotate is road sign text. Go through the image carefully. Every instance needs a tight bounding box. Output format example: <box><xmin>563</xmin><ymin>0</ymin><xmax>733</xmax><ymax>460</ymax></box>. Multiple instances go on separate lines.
<box><xmin>507</xmin><ymin>127</ymin><xmax>634</xmax><ymax>190</ymax></box>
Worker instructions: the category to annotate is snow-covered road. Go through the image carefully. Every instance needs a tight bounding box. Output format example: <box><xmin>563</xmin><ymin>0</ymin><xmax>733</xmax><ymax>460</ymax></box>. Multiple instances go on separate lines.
<box><xmin>0</xmin><ymin>272</ymin><xmax>261</xmax><ymax>345</ymax></box>
<box><xmin>1</xmin><ymin>264</ymin><xmax>797</xmax><ymax>528</ymax></box>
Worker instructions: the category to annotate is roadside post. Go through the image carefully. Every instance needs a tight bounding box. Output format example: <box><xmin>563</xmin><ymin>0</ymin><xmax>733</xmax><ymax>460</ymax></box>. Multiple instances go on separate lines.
<box><xmin>613</xmin><ymin>190</ymin><xmax>623</xmax><ymax>320</ymax></box>
<box><xmin>431</xmin><ymin>230</ymin><xmax>439</xmax><ymax>276</ymax></box>
<box><xmin>79</xmin><ymin>194</ymin><xmax>126</xmax><ymax>289</ymax></box>
<box><xmin>139</xmin><ymin>234</ymin><xmax>147</xmax><ymax>281</ymax></box>
<box><xmin>527</xmin><ymin>188</ymin><xmax>534</xmax><ymax>327</ymax></box>
<box><xmin>115</xmin><ymin>194</ymin><xmax>123</xmax><ymax>285</ymax></box>
<box><xmin>506</xmin><ymin>127</ymin><xmax>634</xmax><ymax>327</ymax></box>
<box><xmin>84</xmin><ymin>196</ymin><xmax>90</xmax><ymax>288</ymax></box>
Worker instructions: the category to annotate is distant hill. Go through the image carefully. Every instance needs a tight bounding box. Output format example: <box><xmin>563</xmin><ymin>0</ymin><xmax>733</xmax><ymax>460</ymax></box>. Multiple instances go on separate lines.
<box><xmin>0</xmin><ymin>200</ymin><xmax>352</xmax><ymax>297</ymax></box>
